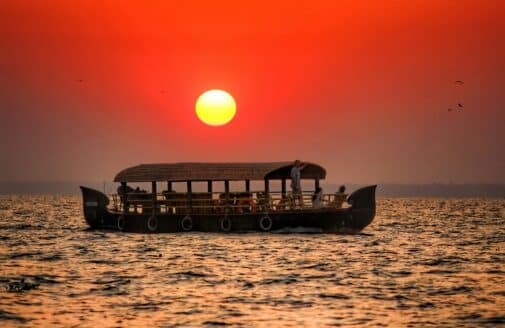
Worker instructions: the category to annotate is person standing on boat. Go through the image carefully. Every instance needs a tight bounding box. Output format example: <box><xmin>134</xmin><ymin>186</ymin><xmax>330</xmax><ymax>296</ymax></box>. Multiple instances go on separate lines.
<box><xmin>117</xmin><ymin>184</ymin><xmax>133</xmax><ymax>211</ymax></box>
<box><xmin>290</xmin><ymin>160</ymin><xmax>307</xmax><ymax>206</ymax></box>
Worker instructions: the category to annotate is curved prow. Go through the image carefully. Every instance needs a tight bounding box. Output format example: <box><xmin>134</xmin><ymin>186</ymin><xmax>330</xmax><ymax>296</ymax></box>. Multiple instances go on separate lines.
<box><xmin>80</xmin><ymin>186</ymin><xmax>110</xmax><ymax>229</ymax></box>
<box><xmin>347</xmin><ymin>185</ymin><xmax>377</xmax><ymax>210</ymax></box>
<box><xmin>347</xmin><ymin>185</ymin><xmax>377</xmax><ymax>230</ymax></box>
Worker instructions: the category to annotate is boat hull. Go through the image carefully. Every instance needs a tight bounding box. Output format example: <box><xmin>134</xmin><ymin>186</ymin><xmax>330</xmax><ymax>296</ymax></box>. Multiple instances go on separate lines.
<box><xmin>80</xmin><ymin>186</ymin><xmax>376</xmax><ymax>234</ymax></box>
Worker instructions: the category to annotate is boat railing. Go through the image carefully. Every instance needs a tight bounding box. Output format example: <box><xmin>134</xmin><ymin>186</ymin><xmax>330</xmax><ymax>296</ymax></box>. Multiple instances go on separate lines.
<box><xmin>111</xmin><ymin>191</ymin><xmax>348</xmax><ymax>214</ymax></box>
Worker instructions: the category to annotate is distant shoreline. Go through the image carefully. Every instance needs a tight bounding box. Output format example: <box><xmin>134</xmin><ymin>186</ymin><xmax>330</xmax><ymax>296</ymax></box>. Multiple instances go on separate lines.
<box><xmin>0</xmin><ymin>181</ymin><xmax>504</xmax><ymax>198</ymax></box>
<box><xmin>335</xmin><ymin>184</ymin><xmax>505</xmax><ymax>198</ymax></box>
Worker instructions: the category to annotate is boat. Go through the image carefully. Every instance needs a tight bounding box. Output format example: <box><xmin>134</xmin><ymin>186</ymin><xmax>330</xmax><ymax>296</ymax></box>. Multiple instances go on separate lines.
<box><xmin>80</xmin><ymin>162</ymin><xmax>377</xmax><ymax>233</ymax></box>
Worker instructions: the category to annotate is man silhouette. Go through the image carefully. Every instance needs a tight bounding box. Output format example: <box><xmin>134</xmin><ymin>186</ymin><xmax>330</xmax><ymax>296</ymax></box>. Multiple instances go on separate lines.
<box><xmin>290</xmin><ymin>160</ymin><xmax>307</xmax><ymax>206</ymax></box>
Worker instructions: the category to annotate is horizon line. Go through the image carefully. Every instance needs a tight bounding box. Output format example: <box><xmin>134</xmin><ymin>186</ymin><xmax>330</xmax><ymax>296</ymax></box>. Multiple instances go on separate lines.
<box><xmin>1</xmin><ymin>180</ymin><xmax>505</xmax><ymax>186</ymax></box>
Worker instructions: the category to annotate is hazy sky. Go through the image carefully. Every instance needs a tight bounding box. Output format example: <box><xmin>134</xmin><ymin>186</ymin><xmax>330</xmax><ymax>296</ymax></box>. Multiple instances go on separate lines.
<box><xmin>1</xmin><ymin>0</ymin><xmax>504</xmax><ymax>184</ymax></box>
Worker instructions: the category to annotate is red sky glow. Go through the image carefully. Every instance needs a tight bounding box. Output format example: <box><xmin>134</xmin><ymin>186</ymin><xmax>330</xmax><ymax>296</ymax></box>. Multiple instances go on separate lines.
<box><xmin>1</xmin><ymin>0</ymin><xmax>504</xmax><ymax>184</ymax></box>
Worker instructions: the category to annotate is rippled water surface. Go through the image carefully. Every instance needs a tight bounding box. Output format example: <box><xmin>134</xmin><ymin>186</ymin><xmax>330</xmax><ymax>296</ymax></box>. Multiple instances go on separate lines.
<box><xmin>1</xmin><ymin>196</ymin><xmax>504</xmax><ymax>327</ymax></box>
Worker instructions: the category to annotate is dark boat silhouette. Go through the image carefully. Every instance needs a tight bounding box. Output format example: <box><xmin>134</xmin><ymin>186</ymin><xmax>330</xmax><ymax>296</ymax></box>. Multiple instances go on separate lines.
<box><xmin>80</xmin><ymin>162</ymin><xmax>377</xmax><ymax>233</ymax></box>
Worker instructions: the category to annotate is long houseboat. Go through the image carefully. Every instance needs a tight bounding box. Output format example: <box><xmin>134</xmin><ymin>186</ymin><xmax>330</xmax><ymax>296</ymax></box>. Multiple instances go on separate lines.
<box><xmin>80</xmin><ymin>162</ymin><xmax>376</xmax><ymax>233</ymax></box>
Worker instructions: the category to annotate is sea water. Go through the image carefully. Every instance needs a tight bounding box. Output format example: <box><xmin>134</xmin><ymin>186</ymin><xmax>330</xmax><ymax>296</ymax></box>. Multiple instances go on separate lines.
<box><xmin>0</xmin><ymin>196</ymin><xmax>504</xmax><ymax>327</ymax></box>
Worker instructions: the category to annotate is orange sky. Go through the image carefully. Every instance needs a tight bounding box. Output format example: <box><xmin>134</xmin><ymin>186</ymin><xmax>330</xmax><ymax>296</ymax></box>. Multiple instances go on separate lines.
<box><xmin>1</xmin><ymin>0</ymin><xmax>504</xmax><ymax>184</ymax></box>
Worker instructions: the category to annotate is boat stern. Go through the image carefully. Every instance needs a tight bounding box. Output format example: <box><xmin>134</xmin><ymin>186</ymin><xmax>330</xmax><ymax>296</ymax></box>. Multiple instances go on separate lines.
<box><xmin>79</xmin><ymin>186</ymin><xmax>110</xmax><ymax>229</ymax></box>
<box><xmin>347</xmin><ymin>185</ymin><xmax>377</xmax><ymax>231</ymax></box>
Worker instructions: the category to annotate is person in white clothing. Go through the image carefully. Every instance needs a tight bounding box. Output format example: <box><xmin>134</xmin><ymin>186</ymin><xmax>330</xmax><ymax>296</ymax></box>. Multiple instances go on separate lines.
<box><xmin>290</xmin><ymin>160</ymin><xmax>307</xmax><ymax>206</ymax></box>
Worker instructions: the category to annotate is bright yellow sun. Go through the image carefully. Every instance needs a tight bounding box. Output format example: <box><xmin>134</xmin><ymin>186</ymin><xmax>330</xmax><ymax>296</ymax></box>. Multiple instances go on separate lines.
<box><xmin>196</xmin><ymin>89</ymin><xmax>236</xmax><ymax>126</ymax></box>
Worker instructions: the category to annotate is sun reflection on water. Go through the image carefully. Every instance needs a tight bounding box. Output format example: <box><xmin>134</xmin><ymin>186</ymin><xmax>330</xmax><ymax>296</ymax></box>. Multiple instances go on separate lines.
<box><xmin>0</xmin><ymin>196</ymin><xmax>504</xmax><ymax>326</ymax></box>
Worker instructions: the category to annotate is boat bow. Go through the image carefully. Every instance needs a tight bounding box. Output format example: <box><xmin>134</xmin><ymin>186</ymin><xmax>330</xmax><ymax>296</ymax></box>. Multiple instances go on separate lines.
<box><xmin>346</xmin><ymin>185</ymin><xmax>377</xmax><ymax>231</ymax></box>
<box><xmin>80</xmin><ymin>186</ymin><xmax>110</xmax><ymax>228</ymax></box>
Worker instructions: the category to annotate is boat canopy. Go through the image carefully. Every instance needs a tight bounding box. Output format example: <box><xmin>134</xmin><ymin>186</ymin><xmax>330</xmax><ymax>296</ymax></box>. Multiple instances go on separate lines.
<box><xmin>114</xmin><ymin>162</ymin><xmax>326</xmax><ymax>183</ymax></box>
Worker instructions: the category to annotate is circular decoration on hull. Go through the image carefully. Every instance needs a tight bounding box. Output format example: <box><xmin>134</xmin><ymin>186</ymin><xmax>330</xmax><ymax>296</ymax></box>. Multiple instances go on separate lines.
<box><xmin>259</xmin><ymin>216</ymin><xmax>273</xmax><ymax>231</ymax></box>
<box><xmin>117</xmin><ymin>215</ymin><xmax>126</xmax><ymax>231</ymax></box>
<box><xmin>147</xmin><ymin>215</ymin><xmax>158</xmax><ymax>232</ymax></box>
<box><xmin>220</xmin><ymin>217</ymin><xmax>232</xmax><ymax>232</ymax></box>
<box><xmin>181</xmin><ymin>215</ymin><xmax>193</xmax><ymax>231</ymax></box>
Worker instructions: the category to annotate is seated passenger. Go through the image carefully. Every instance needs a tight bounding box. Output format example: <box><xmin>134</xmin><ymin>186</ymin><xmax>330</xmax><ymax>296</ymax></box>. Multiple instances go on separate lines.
<box><xmin>277</xmin><ymin>194</ymin><xmax>288</xmax><ymax>211</ymax></box>
<box><xmin>333</xmin><ymin>185</ymin><xmax>348</xmax><ymax>208</ymax></box>
<box><xmin>129</xmin><ymin>186</ymin><xmax>149</xmax><ymax>213</ymax></box>
<box><xmin>117</xmin><ymin>184</ymin><xmax>133</xmax><ymax>203</ymax></box>
<box><xmin>216</xmin><ymin>193</ymin><xmax>232</xmax><ymax>213</ymax></box>
<box><xmin>234</xmin><ymin>193</ymin><xmax>249</xmax><ymax>213</ymax></box>
<box><xmin>235</xmin><ymin>192</ymin><xmax>251</xmax><ymax>213</ymax></box>
<box><xmin>312</xmin><ymin>187</ymin><xmax>324</xmax><ymax>209</ymax></box>
<box><xmin>256</xmin><ymin>192</ymin><xmax>271</xmax><ymax>211</ymax></box>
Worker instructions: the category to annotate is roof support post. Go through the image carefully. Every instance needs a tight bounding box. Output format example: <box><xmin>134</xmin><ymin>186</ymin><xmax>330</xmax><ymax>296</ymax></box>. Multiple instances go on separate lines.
<box><xmin>315</xmin><ymin>178</ymin><xmax>320</xmax><ymax>191</ymax></box>
<box><xmin>224</xmin><ymin>180</ymin><xmax>230</xmax><ymax>212</ymax></box>
<box><xmin>207</xmin><ymin>180</ymin><xmax>213</xmax><ymax>193</ymax></box>
<box><xmin>121</xmin><ymin>182</ymin><xmax>128</xmax><ymax>214</ymax></box>
<box><xmin>151</xmin><ymin>181</ymin><xmax>157</xmax><ymax>215</ymax></box>
<box><xmin>281</xmin><ymin>178</ymin><xmax>286</xmax><ymax>197</ymax></box>
<box><xmin>167</xmin><ymin>181</ymin><xmax>172</xmax><ymax>192</ymax></box>
<box><xmin>245</xmin><ymin>180</ymin><xmax>250</xmax><ymax>193</ymax></box>
<box><xmin>187</xmin><ymin>181</ymin><xmax>192</xmax><ymax>213</ymax></box>
<box><xmin>264</xmin><ymin>179</ymin><xmax>270</xmax><ymax>210</ymax></box>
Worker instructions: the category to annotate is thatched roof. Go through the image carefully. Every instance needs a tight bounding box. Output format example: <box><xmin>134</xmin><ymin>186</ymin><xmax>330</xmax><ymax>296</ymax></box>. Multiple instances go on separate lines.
<box><xmin>114</xmin><ymin>162</ymin><xmax>326</xmax><ymax>182</ymax></box>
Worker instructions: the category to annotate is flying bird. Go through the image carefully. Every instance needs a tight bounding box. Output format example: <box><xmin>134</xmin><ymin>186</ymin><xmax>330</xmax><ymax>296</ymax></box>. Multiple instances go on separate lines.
<box><xmin>76</xmin><ymin>79</ymin><xmax>83</xmax><ymax>83</ymax></box>
<box><xmin>447</xmin><ymin>80</ymin><xmax>466</xmax><ymax>113</ymax></box>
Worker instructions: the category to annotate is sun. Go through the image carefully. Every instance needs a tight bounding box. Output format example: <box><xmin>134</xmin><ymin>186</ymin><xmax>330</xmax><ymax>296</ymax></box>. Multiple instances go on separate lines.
<box><xmin>195</xmin><ymin>89</ymin><xmax>236</xmax><ymax>126</ymax></box>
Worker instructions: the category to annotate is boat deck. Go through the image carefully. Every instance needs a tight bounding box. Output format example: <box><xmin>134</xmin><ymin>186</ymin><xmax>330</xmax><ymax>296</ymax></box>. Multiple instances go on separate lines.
<box><xmin>110</xmin><ymin>191</ymin><xmax>349</xmax><ymax>215</ymax></box>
